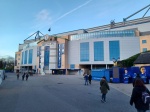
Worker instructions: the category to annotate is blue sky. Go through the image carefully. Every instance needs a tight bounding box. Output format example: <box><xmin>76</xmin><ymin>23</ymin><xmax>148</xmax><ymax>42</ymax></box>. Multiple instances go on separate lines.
<box><xmin>0</xmin><ymin>0</ymin><xmax>150</xmax><ymax>57</ymax></box>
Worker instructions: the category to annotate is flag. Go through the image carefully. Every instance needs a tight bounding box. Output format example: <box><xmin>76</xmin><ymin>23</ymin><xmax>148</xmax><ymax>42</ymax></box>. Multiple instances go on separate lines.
<box><xmin>48</xmin><ymin>28</ymin><xmax>51</xmax><ymax>32</ymax></box>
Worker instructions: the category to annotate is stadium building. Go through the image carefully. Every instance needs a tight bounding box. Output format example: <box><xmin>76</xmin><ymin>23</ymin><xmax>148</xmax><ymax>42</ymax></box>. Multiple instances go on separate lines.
<box><xmin>14</xmin><ymin>6</ymin><xmax>150</xmax><ymax>75</ymax></box>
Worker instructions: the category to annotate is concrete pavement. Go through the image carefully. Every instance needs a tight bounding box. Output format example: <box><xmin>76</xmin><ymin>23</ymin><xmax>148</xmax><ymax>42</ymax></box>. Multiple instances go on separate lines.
<box><xmin>0</xmin><ymin>73</ymin><xmax>138</xmax><ymax>112</ymax></box>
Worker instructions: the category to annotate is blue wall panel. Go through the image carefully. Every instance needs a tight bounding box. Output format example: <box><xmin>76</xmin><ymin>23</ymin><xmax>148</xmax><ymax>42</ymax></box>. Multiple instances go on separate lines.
<box><xmin>91</xmin><ymin>69</ymin><xmax>112</xmax><ymax>82</ymax></box>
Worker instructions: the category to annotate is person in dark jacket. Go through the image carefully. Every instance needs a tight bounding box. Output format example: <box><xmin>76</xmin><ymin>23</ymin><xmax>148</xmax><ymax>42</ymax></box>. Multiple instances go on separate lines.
<box><xmin>130</xmin><ymin>78</ymin><xmax>150</xmax><ymax>112</ymax></box>
<box><xmin>100</xmin><ymin>76</ymin><xmax>110</xmax><ymax>103</ymax></box>
<box><xmin>16</xmin><ymin>71</ymin><xmax>19</xmax><ymax>80</ymax></box>
<box><xmin>22</xmin><ymin>72</ymin><xmax>25</xmax><ymax>81</ymax></box>
<box><xmin>26</xmin><ymin>72</ymin><xmax>29</xmax><ymax>81</ymax></box>
<box><xmin>84</xmin><ymin>74</ymin><xmax>88</xmax><ymax>85</ymax></box>
<box><xmin>88</xmin><ymin>74</ymin><xmax>92</xmax><ymax>84</ymax></box>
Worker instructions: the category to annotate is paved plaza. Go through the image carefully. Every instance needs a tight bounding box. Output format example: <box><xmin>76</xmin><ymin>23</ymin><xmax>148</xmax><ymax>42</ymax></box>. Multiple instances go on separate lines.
<box><xmin>1</xmin><ymin>73</ymin><xmax>150</xmax><ymax>112</ymax></box>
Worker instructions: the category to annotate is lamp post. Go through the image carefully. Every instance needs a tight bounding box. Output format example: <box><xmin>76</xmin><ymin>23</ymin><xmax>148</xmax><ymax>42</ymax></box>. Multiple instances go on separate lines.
<box><xmin>112</xmin><ymin>57</ymin><xmax>120</xmax><ymax>66</ymax></box>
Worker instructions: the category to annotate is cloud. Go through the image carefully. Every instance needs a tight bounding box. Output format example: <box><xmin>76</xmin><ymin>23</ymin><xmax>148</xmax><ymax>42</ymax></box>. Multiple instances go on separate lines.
<box><xmin>31</xmin><ymin>0</ymin><xmax>92</xmax><ymax>30</ymax></box>
<box><xmin>53</xmin><ymin>0</ymin><xmax>92</xmax><ymax>24</ymax></box>
<box><xmin>36</xmin><ymin>9</ymin><xmax>51</xmax><ymax>21</ymax></box>
<box><xmin>31</xmin><ymin>9</ymin><xmax>53</xmax><ymax>30</ymax></box>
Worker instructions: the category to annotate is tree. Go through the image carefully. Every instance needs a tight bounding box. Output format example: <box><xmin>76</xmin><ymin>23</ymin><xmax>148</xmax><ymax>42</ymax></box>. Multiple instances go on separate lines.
<box><xmin>0</xmin><ymin>60</ymin><xmax>3</xmax><ymax>68</ymax></box>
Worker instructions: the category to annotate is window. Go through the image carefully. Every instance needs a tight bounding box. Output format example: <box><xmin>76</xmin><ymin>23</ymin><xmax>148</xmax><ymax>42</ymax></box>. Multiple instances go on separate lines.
<box><xmin>94</xmin><ymin>41</ymin><xmax>104</xmax><ymax>61</ymax></box>
<box><xmin>28</xmin><ymin>49</ymin><xmax>33</xmax><ymax>64</ymax></box>
<box><xmin>44</xmin><ymin>46</ymin><xmax>50</xmax><ymax>66</ymax></box>
<box><xmin>109</xmin><ymin>41</ymin><xmax>120</xmax><ymax>61</ymax></box>
<box><xmin>21</xmin><ymin>52</ymin><xmax>24</xmax><ymax>64</ymax></box>
<box><xmin>143</xmin><ymin>48</ymin><xmax>147</xmax><ymax>52</ymax></box>
<box><xmin>142</xmin><ymin>40</ymin><xmax>147</xmax><ymax>44</ymax></box>
<box><xmin>70</xmin><ymin>64</ymin><xmax>75</xmax><ymax>69</ymax></box>
<box><xmin>80</xmin><ymin>42</ymin><xmax>89</xmax><ymax>61</ymax></box>
<box><xmin>24</xmin><ymin>50</ymin><xmax>28</xmax><ymax>64</ymax></box>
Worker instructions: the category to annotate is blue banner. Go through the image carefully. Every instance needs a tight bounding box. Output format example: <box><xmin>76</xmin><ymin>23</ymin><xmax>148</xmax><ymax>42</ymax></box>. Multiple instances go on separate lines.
<box><xmin>44</xmin><ymin>46</ymin><xmax>50</xmax><ymax>66</ymax></box>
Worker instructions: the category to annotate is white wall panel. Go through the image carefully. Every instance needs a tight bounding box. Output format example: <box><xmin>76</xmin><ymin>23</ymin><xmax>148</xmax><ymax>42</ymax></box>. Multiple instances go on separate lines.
<box><xmin>49</xmin><ymin>64</ymin><xmax>56</xmax><ymax>69</ymax></box>
<box><xmin>50</xmin><ymin>50</ymin><xmax>57</xmax><ymax>55</ymax></box>
<box><xmin>50</xmin><ymin>57</ymin><xmax>56</xmax><ymax>62</ymax></box>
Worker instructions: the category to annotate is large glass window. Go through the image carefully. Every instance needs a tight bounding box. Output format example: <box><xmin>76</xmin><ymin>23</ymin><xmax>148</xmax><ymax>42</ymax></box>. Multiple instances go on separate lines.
<box><xmin>70</xmin><ymin>30</ymin><xmax>135</xmax><ymax>41</ymax></box>
<box><xmin>28</xmin><ymin>49</ymin><xmax>33</xmax><ymax>64</ymax></box>
<box><xmin>24</xmin><ymin>50</ymin><xmax>28</xmax><ymax>64</ymax></box>
<box><xmin>21</xmin><ymin>52</ymin><xmax>24</xmax><ymax>64</ymax></box>
<box><xmin>44</xmin><ymin>46</ymin><xmax>50</xmax><ymax>66</ymax></box>
<box><xmin>70</xmin><ymin>64</ymin><xmax>75</xmax><ymax>69</ymax></box>
<box><xmin>80</xmin><ymin>42</ymin><xmax>89</xmax><ymax>61</ymax></box>
<box><xmin>109</xmin><ymin>41</ymin><xmax>120</xmax><ymax>61</ymax></box>
<box><xmin>94</xmin><ymin>41</ymin><xmax>104</xmax><ymax>61</ymax></box>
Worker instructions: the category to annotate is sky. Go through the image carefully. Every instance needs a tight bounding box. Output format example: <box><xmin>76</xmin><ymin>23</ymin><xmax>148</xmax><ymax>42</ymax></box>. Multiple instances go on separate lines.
<box><xmin>0</xmin><ymin>0</ymin><xmax>150</xmax><ymax>58</ymax></box>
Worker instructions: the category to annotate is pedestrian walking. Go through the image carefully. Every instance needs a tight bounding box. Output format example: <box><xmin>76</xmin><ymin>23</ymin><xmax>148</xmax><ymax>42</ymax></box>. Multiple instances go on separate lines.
<box><xmin>100</xmin><ymin>76</ymin><xmax>110</xmax><ymax>103</ymax></box>
<box><xmin>26</xmin><ymin>72</ymin><xmax>29</xmax><ymax>81</ymax></box>
<box><xmin>84</xmin><ymin>74</ymin><xmax>88</xmax><ymax>85</ymax></box>
<box><xmin>16</xmin><ymin>71</ymin><xmax>19</xmax><ymax>80</ymax></box>
<box><xmin>88</xmin><ymin>74</ymin><xmax>92</xmax><ymax>84</ymax></box>
<box><xmin>22</xmin><ymin>72</ymin><xmax>25</xmax><ymax>81</ymax></box>
<box><xmin>130</xmin><ymin>78</ymin><xmax>150</xmax><ymax>112</ymax></box>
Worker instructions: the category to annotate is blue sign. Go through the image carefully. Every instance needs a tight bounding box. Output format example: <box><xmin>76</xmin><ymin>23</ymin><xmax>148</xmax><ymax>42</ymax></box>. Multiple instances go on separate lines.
<box><xmin>57</xmin><ymin>44</ymin><xmax>65</xmax><ymax>68</ymax></box>
<box><xmin>44</xmin><ymin>46</ymin><xmax>50</xmax><ymax>66</ymax></box>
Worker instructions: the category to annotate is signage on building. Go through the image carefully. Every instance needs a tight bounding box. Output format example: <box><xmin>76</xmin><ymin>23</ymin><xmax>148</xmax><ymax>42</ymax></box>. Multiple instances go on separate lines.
<box><xmin>42</xmin><ymin>42</ymin><xmax>55</xmax><ymax>46</ymax></box>
<box><xmin>57</xmin><ymin>44</ymin><xmax>65</xmax><ymax>68</ymax></box>
<box><xmin>44</xmin><ymin>34</ymin><xmax>49</xmax><ymax>40</ymax></box>
<box><xmin>58</xmin><ymin>44</ymin><xmax>61</xmax><ymax>68</ymax></box>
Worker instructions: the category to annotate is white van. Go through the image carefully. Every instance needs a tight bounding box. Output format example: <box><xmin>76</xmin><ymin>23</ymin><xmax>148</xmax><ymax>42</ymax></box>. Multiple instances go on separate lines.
<box><xmin>0</xmin><ymin>70</ymin><xmax>5</xmax><ymax>80</ymax></box>
<box><xmin>0</xmin><ymin>70</ymin><xmax>5</xmax><ymax>85</ymax></box>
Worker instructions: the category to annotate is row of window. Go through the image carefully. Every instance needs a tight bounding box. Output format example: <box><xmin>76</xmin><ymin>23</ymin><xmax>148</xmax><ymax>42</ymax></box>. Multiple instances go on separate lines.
<box><xmin>21</xmin><ymin>49</ymin><xmax>33</xmax><ymax>64</ymax></box>
<box><xmin>142</xmin><ymin>40</ymin><xmax>148</xmax><ymax>52</ymax></box>
<box><xmin>71</xmin><ymin>30</ymin><xmax>135</xmax><ymax>41</ymax></box>
<box><xmin>80</xmin><ymin>41</ymin><xmax>120</xmax><ymax>62</ymax></box>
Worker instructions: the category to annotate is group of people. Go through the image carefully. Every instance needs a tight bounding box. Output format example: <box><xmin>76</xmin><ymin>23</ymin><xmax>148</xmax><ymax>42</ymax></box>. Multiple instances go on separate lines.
<box><xmin>99</xmin><ymin>72</ymin><xmax>150</xmax><ymax>112</ymax></box>
<box><xmin>16</xmin><ymin>71</ymin><xmax>29</xmax><ymax>81</ymax></box>
<box><xmin>83</xmin><ymin>73</ymin><xmax>92</xmax><ymax>85</ymax></box>
<box><xmin>83</xmin><ymin>73</ymin><xmax>110</xmax><ymax>103</ymax></box>
<box><xmin>83</xmin><ymin>66</ymin><xmax>150</xmax><ymax>111</ymax></box>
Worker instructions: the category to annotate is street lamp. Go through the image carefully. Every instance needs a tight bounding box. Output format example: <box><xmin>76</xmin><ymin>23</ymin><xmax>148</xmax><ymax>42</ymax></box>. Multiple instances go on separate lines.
<box><xmin>112</xmin><ymin>57</ymin><xmax>120</xmax><ymax>66</ymax></box>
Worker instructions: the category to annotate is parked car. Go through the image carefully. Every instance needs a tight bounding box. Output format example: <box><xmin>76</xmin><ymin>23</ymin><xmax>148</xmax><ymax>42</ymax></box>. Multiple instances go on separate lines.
<box><xmin>0</xmin><ymin>76</ymin><xmax>2</xmax><ymax>85</ymax></box>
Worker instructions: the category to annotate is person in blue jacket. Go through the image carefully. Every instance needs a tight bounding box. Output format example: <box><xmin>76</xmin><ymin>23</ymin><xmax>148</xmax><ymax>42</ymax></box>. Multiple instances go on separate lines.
<box><xmin>140</xmin><ymin>66</ymin><xmax>147</xmax><ymax>83</ymax></box>
<box><xmin>124</xmin><ymin>69</ymin><xmax>130</xmax><ymax>83</ymax></box>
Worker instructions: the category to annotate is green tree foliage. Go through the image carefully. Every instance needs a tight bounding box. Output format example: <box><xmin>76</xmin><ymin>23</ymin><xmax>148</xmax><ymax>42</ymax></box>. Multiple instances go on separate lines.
<box><xmin>117</xmin><ymin>53</ymin><xmax>140</xmax><ymax>67</ymax></box>
<box><xmin>0</xmin><ymin>60</ymin><xmax>3</xmax><ymax>68</ymax></box>
<box><xmin>118</xmin><ymin>51</ymin><xmax>150</xmax><ymax>67</ymax></box>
